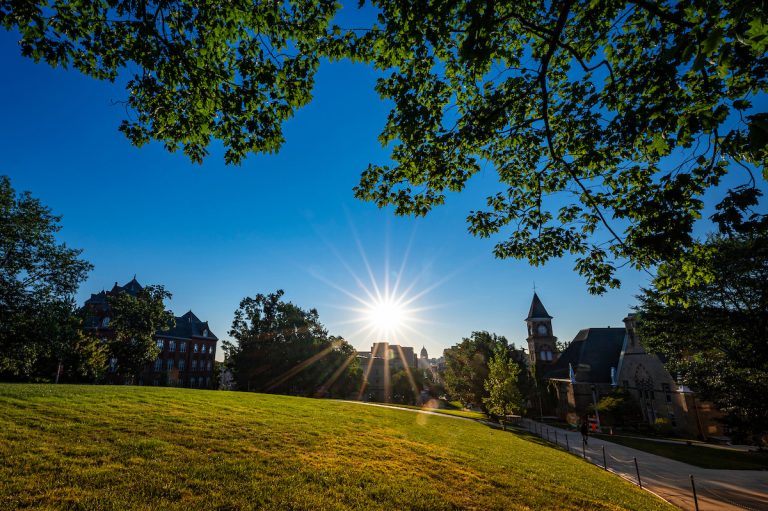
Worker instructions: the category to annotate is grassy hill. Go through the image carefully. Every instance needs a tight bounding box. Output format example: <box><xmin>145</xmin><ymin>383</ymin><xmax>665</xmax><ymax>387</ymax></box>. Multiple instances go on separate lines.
<box><xmin>0</xmin><ymin>385</ymin><xmax>674</xmax><ymax>510</ymax></box>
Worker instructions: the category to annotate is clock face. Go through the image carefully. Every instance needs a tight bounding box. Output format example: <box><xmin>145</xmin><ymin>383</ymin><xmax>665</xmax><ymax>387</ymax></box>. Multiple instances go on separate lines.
<box><xmin>537</xmin><ymin>324</ymin><xmax>547</xmax><ymax>336</ymax></box>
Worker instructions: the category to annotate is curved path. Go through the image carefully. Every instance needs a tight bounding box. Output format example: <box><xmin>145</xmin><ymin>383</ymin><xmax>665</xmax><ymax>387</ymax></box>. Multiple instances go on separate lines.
<box><xmin>349</xmin><ymin>402</ymin><xmax>767</xmax><ymax>510</ymax></box>
<box><xmin>514</xmin><ymin>419</ymin><xmax>766</xmax><ymax>511</ymax></box>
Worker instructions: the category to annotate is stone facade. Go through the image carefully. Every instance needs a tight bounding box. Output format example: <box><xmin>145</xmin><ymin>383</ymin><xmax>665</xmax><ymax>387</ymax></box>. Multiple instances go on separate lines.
<box><xmin>357</xmin><ymin>342</ymin><xmax>417</xmax><ymax>402</ymax></box>
<box><xmin>522</xmin><ymin>293</ymin><xmax>725</xmax><ymax>439</ymax></box>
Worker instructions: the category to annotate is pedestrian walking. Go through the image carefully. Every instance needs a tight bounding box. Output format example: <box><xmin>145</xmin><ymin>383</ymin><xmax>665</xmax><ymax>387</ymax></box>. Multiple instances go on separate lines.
<box><xmin>580</xmin><ymin>419</ymin><xmax>589</xmax><ymax>446</ymax></box>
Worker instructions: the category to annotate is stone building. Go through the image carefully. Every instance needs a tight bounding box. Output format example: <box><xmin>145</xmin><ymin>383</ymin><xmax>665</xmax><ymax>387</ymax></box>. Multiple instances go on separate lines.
<box><xmin>84</xmin><ymin>277</ymin><xmax>218</xmax><ymax>389</ymax></box>
<box><xmin>522</xmin><ymin>293</ymin><xmax>724</xmax><ymax>439</ymax></box>
<box><xmin>357</xmin><ymin>341</ymin><xmax>417</xmax><ymax>402</ymax></box>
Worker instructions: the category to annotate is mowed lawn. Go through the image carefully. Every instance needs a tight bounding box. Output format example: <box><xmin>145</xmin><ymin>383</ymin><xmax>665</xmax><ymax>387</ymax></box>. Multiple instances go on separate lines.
<box><xmin>0</xmin><ymin>385</ymin><xmax>674</xmax><ymax>510</ymax></box>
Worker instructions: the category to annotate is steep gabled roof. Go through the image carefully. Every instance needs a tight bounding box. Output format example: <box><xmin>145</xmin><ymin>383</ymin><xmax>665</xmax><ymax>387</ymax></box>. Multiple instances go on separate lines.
<box><xmin>158</xmin><ymin>311</ymin><xmax>218</xmax><ymax>340</ymax></box>
<box><xmin>545</xmin><ymin>327</ymin><xmax>625</xmax><ymax>383</ymax></box>
<box><xmin>525</xmin><ymin>292</ymin><xmax>552</xmax><ymax>320</ymax></box>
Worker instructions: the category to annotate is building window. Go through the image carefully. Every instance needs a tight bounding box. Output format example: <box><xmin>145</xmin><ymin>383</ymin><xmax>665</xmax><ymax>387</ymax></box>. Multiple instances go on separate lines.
<box><xmin>203</xmin><ymin>329</ymin><xmax>209</xmax><ymax>337</ymax></box>
<box><xmin>178</xmin><ymin>359</ymin><xmax>186</xmax><ymax>372</ymax></box>
<box><xmin>201</xmin><ymin>344</ymin><xmax>207</xmax><ymax>354</ymax></box>
<box><xmin>190</xmin><ymin>377</ymin><xmax>196</xmax><ymax>387</ymax></box>
<box><xmin>156</xmin><ymin>339</ymin><xmax>164</xmax><ymax>350</ymax></box>
<box><xmin>662</xmin><ymin>383</ymin><xmax>672</xmax><ymax>402</ymax></box>
<box><xmin>169</xmin><ymin>340</ymin><xmax>176</xmax><ymax>352</ymax></box>
<box><xmin>206</xmin><ymin>361</ymin><xmax>212</xmax><ymax>372</ymax></box>
<box><xmin>167</xmin><ymin>359</ymin><xmax>174</xmax><ymax>371</ymax></box>
<box><xmin>194</xmin><ymin>344</ymin><xmax>199</xmax><ymax>353</ymax></box>
<box><xmin>180</xmin><ymin>342</ymin><xmax>187</xmax><ymax>353</ymax></box>
<box><xmin>154</xmin><ymin>359</ymin><xmax>162</xmax><ymax>372</ymax></box>
<box><xmin>109</xmin><ymin>357</ymin><xmax>118</xmax><ymax>373</ymax></box>
<box><xmin>153</xmin><ymin>379</ymin><xmax>159</xmax><ymax>386</ymax></box>
<box><xmin>206</xmin><ymin>377</ymin><xmax>210</xmax><ymax>387</ymax></box>
<box><xmin>192</xmin><ymin>360</ymin><xmax>198</xmax><ymax>371</ymax></box>
<box><xmin>101</xmin><ymin>317</ymin><xmax>110</xmax><ymax>327</ymax></box>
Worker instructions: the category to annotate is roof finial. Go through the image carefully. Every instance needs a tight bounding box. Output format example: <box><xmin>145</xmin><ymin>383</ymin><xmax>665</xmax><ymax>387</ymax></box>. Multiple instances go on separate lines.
<box><xmin>533</xmin><ymin>281</ymin><xmax>536</xmax><ymax>292</ymax></box>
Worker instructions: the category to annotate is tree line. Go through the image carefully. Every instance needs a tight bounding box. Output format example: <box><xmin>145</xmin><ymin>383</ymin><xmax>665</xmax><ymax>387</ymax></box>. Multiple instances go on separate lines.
<box><xmin>2</xmin><ymin>174</ymin><xmax>766</xmax><ymax>444</ymax></box>
<box><xmin>0</xmin><ymin>176</ymin><xmax>361</xmax><ymax>395</ymax></box>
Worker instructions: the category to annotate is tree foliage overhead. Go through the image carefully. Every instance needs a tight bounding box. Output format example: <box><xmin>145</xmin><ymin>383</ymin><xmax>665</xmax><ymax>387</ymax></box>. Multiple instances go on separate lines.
<box><xmin>0</xmin><ymin>0</ymin><xmax>338</xmax><ymax>164</ymax></box>
<box><xmin>637</xmin><ymin>202</ymin><xmax>768</xmax><ymax>445</ymax></box>
<box><xmin>107</xmin><ymin>284</ymin><xmax>174</xmax><ymax>379</ymax></box>
<box><xmin>226</xmin><ymin>290</ymin><xmax>361</xmax><ymax>397</ymax></box>
<box><xmin>345</xmin><ymin>0</ymin><xmax>768</xmax><ymax>293</ymax></box>
<box><xmin>0</xmin><ymin>175</ymin><xmax>93</xmax><ymax>377</ymax></box>
<box><xmin>3</xmin><ymin>1</ymin><xmax>766</xmax><ymax>291</ymax></box>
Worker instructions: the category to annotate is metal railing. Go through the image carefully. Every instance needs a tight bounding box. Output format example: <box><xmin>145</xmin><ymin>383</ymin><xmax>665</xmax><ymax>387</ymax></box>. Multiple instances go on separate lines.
<box><xmin>518</xmin><ymin>419</ymin><xmax>764</xmax><ymax>511</ymax></box>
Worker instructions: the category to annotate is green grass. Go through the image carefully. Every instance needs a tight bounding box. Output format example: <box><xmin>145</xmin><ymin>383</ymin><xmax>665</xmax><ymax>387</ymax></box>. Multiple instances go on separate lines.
<box><xmin>594</xmin><ymin>434</ymin><xmax>768</xmax><ymax>470</ymax></box>
<box><xmin>378</xmin><ymin>402</ymin><xmax>488</xmax><ymax>420</ymax></box>
<box><xmin>0</xmin><ymin>385</ymin><xmax>675</xmax><ymax>510</ymax></box>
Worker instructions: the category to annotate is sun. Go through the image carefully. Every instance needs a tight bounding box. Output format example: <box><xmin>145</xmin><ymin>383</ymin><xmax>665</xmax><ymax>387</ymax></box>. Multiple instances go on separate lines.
<box><xmin>366</xmin><ymin>296</ymin><xmax>407</xmax><ymax>333</ymax></box>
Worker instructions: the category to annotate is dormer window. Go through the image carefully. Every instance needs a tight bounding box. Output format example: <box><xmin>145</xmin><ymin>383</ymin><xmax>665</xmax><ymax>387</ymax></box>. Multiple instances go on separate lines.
<box><xmin>203</xmin><ymin>329</ymin><xmax>208</xmax><ymax>337</ymax></box>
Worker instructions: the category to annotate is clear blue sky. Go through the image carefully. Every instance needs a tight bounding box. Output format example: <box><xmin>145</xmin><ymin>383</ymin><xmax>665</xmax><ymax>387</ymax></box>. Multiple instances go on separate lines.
<box><xmin>2</xmin><ymin>13</ymin><xmax>759</xmax><ymax>361</ymax></box>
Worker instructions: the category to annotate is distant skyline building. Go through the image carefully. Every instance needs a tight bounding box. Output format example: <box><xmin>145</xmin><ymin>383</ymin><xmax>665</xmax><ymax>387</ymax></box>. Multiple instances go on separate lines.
<box><xmin>357</xmin><ymin>341</ymin><xmax>417</xmax><ymax>403</ymax></box>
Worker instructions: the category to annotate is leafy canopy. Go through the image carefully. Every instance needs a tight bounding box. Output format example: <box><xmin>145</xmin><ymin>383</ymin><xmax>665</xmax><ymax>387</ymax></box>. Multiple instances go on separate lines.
<box><xmin>0</xmin><ymin>0</ymin><xmax>338</xmax><ymax>164</ymax></box>
<box><xmin>442</xmin><ymin>330</ymin><xmax>508</xmax><ymax>409</ymax></box>
<box><xmin>107</xmin><ymin>284</ymin><xmax>174</xmax><ymax>379</ymax></box>
<box><xmin>3</xmin><ymin>1</ymin><xmax>767</xmax><ymax>291</ymax></box>
<box><xmin>483</xmin><ymin>345</ymin><xmax>523</xmax><ymax>419</ymax></box>
<box><xmin>637</xmin><ymin>204</ymin><xmax>768</xmax><ymax>445</ymax></box>
<box><xmin>343</xmin><ymin>0</ymin><xmax>768</xmax><ymax>293</ymax></box>
<box><xmin>226</xmin><ymin>289</ymin><xmax>361</xmax><ymax>396</ymax></box>
<box><xmin>0</xmin><ymin>175</ymin><xmax>92</xmax><ymax>377</ymax></box>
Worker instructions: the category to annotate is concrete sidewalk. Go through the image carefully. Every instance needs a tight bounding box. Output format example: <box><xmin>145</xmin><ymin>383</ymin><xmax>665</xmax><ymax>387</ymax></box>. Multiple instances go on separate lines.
<box><xmin>523</xmin><ymin>419</ymin><xmax>768</xmax><ymax>511</ymax></box>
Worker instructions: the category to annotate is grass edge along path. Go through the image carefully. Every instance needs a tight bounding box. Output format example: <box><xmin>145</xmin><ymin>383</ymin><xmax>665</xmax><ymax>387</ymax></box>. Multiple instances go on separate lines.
<box><xmin>593</xmin><ymin>434</ymin><xmax>768</xmax><ymax>470</ymax></box>
<box><xmin>0</xmin><ymin>384</ymin><xmax>675</xmax><ymax>510</ymax></box>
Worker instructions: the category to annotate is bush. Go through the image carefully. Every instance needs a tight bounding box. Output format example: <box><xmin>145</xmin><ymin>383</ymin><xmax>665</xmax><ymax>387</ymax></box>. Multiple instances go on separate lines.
<box><xmin>653</xmin><ymin>418</ymin><xmax>672</xmax><ymax>437</ymax></box>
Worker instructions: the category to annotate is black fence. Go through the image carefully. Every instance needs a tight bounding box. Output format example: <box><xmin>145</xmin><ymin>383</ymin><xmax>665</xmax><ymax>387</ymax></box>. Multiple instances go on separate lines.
<box><xmin>519</xmin><ymin>419</ymin><xmax>763</xmax><ymax>511</ymax></box>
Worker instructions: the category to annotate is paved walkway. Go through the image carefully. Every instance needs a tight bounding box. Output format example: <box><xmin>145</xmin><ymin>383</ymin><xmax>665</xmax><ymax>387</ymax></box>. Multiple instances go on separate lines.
<box><xmin>350</xmin><ymin>403</ymin><xmax>767</xmax><ymax>510</ymax></box>
<box><xmin>523</xmin><ymin>419</ymin><xmax>767</xmax><ymax>511</ymax></box>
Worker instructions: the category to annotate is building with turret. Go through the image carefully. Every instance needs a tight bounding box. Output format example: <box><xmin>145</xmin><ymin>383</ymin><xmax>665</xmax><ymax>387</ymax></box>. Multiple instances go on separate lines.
<box><xmin>84</xmin><ymin>277</ymin><xmax>218</xmax><ymax>389</ymax></box>
<box><xmin>520</xmin><ymin>292</ymin><xmax>724</xmax><ymax>439</ymax></box>
<box><xmin>525</xmin><ymin>292</ymin><xmax>559</xmax><ymax>371</ymax></box>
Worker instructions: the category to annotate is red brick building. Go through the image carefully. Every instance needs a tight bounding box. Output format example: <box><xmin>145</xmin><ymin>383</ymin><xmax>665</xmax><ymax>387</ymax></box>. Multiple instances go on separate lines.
<box><xmin>84</xmin><ymin>278</ymin><xmax>218</xmax><ymax>388</ymax></box>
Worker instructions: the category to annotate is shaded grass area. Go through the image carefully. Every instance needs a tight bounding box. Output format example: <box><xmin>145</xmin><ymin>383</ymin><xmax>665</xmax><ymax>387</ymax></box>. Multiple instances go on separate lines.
<box><xmin>595</xmin><ymin>434</ymin><xmax>768</xmax><ymax>470</ymax></box>
<box><xmin>0</xmin><ymin>385</ymin><xmax>675</xmax><ymax>510</ymax></box>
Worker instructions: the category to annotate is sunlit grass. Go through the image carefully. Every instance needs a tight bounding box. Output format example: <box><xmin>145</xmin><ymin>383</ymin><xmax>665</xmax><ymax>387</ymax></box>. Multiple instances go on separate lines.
<box><xmin>0</xmin><ymin>384</ymin><xmax>674</xmax><ymax>510</ymax></box>
<box><xmin>379</xmin><ymin>402</ymin><xmax>488</xmax><ymax>420</ymax></box>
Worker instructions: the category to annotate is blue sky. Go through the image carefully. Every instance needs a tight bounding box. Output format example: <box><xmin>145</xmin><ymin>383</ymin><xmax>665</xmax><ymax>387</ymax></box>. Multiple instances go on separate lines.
<box><xmin>2</xmin><ymin>15</ymin><xmax>758</xmax><ymax>361</ymax></box>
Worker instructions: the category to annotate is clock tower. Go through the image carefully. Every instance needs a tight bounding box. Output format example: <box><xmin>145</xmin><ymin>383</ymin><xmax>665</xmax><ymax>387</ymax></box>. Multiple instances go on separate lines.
<box><xmin>525</xmin><ymin>292</ymin><xmax>558</xmax><ymax>369</ymax></box>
